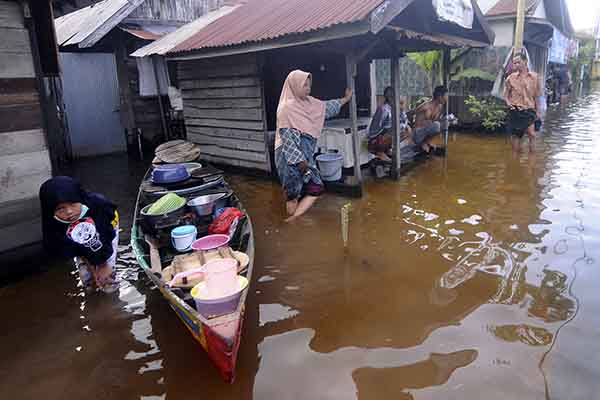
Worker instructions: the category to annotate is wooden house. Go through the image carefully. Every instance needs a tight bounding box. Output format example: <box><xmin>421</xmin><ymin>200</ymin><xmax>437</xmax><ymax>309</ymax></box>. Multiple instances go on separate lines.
<box><xmin>53</xmin><ymin>0</ymin><xmax>229</xmax><ymax>158</ymax></box>
<box><xmin>136</xmin><ymin>0</ymin><xmax>495</xmax><ymax>192</ymax></box>
<box><xmin>0</xmin><ymin>0</ymin><xmax>60</xmax><ymax>271</ymax></box>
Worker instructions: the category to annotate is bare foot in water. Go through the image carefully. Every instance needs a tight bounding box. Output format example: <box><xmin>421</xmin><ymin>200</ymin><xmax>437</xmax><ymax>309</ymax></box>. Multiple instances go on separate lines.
<box><xmin>284</xmin><ymin>215</ymin><xmax>298</xmax><ymax>223</ymax></box>
<box><xmin>286</xmin><ymin>199</ymin><xmax>298</xmax><ymax>216</ymax></box>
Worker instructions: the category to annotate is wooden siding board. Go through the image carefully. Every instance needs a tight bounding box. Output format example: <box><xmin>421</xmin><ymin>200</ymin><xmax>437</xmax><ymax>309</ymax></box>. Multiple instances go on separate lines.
<box><xmin>0</xmin><ymin>27</ymin><xmax>30</xmax><ymax>54</ymax></box>
<box><xmin>178</xmin><ymin>62</ymin><xmax>258</xmax><ymax>79</ymax></box>
<box><xmin>200</xmin><ymin>153</ymin><xmax>269</xmax><ymax>171</ymax></box>
<box><xmin>187</xmin><ymin>133</ymin><xmax>266</xmax><ymax>152</ymax></box>
<box><xmin>0</xmin><ymin>1</ymin><xmax>24</xmax><ymax>29</ymax></box>
<box><xmin>0</xmin><ymin>103</ymin><xmax>42</xmax><ymax>133</ymax></box>
<box><xmin>0</xmin><ymin>52</ymin><xmax>35</xmax><ymax>78</ymax></box>
<box><xmin>0</xmin><ymin>150</ymin><xmax>52</xmax><ymax>203</ymax></box>
<box><xmin>184</xmin><ymin>117</ymin><xmax>264</xmax><ymax>131</ymax></box>
<box><xmin>181</xmin><ymin>86</ymin><xmax>262</xmax><ymax>99</ymax></box>
<box><xmin>0</xmin><ymin>129</ymin><xmax>46</xmax><ymax>157</ymax></box>
<box><xmin>181</xmin><ymin>98</ymin><xmax>262</xmax><ymax>109</ymax></box>
<box><xmin>0</xmin><ymin>78</ymin><xmax>38</xmax><ymax>95</ymax></box>
<box><xmin>183</xmin><ymin>106</ymin><xmax>263</xmax><ymax>121</ymax></box>
<box><xmin>0</xmin><ymin>196</ymin><xmax>40</xmax><ymax>229</ymax></box>
<box><xmin>186</xmin><ymin>125</ymin><xmax>265</xmax><ymax>142</ymax></box>
<box><xmin>179</xmin><ymin>76</ymin><xmax>260</xmax><ymax>90</ymax></box>
<box><xmin>0</xmin><ymin>217</ymin><xmax>41</xmax><ymax>253</ymax></box>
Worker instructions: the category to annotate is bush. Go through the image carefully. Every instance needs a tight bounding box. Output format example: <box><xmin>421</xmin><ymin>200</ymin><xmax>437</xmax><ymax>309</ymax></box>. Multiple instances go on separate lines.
<box><xmin>464</xmin><ymin>95</ymin><xmax>507</xmax><ymax>131</ymax></box>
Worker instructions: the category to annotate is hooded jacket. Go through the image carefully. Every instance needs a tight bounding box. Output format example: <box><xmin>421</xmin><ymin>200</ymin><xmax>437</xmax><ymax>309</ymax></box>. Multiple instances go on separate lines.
<box><xmin>39</xmin><ymin>176</ymin><xmax>118</xmax><ymax>265</ymax></box>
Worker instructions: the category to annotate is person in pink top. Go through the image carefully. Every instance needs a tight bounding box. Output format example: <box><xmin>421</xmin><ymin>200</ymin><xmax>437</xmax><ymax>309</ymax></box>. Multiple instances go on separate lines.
<box><xmin>274</xmin><ymin>70</ymin><xmax>352</xmax><ymax>221</ymax></box>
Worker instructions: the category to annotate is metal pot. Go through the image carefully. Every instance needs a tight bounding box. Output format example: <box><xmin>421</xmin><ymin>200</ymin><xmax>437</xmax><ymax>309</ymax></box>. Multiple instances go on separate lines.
<box><xmin>188</xmin><ymin>193</ymin><xmax>227</xmax><ymax>217</ymax></box>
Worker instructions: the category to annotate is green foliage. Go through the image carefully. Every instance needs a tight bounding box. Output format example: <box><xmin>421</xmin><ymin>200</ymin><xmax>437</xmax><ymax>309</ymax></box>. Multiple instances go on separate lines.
<box><xmin>464</xmin><ymin>95</ymin><xmax>507</xmax><ymax>131</ymax></box>
<box><xmin>451</xmin><ymin>68</ymin><xmax>495</xmax><ymax>82</ymax></box>
<box><xmin>408</xmin><ymin>51</ymin><xmax>441</xmax><ymax>73</ymax></box>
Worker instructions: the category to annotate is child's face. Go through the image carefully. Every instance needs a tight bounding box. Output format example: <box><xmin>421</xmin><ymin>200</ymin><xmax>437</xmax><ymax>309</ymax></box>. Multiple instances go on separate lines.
<box><xmin>399</xmin><ymin>99</ymin><xmax>406</xmax><ymax>110</ymax></box>
<box><xmin>54</xmin><ymin>202</ymin><xmax>82</xmax><ymax>222</ymax></box>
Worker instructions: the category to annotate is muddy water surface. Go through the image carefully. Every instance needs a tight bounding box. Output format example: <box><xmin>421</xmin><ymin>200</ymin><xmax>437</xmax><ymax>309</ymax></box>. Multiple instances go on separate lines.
<box><xmin>1</xmin><ymin>92</ymin><xmax>599</xmax><ymax>399</ymax></box>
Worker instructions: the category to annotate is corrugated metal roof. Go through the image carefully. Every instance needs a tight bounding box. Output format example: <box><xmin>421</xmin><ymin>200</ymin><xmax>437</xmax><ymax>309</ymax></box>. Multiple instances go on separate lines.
<box><xmin>131</xmin><ymin>5</ymin><xmax>241</xmax><ymax>57</ymax></box>
<box><xmin>121</xmin><ymin>27</ymin><xmax>163</xmax><ymax>41</ymax></box>
<box><xmin>55</xmin><ymin>0</ymin><xmax>144</xmax><ymax>48</ymax></box>
<box><xmin>171</xmin><ymin>0</ymin><xmax>386</xmax><ymax>53</ymax></box>
<box><xmin>485</xmin><ymin>0</ymin><xmax>539</xmax><ymax>17</ymax></box>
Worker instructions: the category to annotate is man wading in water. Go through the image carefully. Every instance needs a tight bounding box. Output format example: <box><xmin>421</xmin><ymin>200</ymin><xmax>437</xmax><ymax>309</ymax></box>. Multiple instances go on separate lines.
<box><xmin>504</xmin><ymin>52</ymin><xmax>541</xmax><ymax>153</ymax></box>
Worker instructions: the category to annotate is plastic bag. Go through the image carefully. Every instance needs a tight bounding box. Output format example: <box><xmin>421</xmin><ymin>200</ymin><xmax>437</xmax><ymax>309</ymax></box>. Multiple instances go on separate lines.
<box><xmin>209</xmin><ymin>208</ymin><xmax>244</xmax><ymax>235</ymax></box>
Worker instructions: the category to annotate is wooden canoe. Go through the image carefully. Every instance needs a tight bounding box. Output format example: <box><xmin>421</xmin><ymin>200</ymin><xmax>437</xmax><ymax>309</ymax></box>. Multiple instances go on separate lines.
<box><xmin>131</xmin><ymin>168</ymin><xmax>254</xmax><ymax>383</ymax></box>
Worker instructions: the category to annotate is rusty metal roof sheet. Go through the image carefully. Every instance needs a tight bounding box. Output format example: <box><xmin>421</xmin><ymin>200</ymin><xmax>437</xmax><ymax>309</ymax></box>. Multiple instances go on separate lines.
<box><xmin>121</xmin><ymin>27</ymin><xmax>163</xmax><ymax>41</ymax></box>
<box><xmin>485</xmin><ymin>0</ymin><xmax>540</xmax><ymax>17</ymax></box>
<box><xmin>171</xmin><ymin>0</ymin><xmax>386</xmax><ymax>54</ymax></box>
<box><xmin>131</xmin><ymin>5</ymin><xmax>241</xmax><ymax>57</ymax></box>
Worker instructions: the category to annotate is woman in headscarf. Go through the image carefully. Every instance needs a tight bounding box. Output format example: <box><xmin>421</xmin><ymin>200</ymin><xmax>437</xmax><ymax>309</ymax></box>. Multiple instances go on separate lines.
<box><xmin>39</xmin><ymin>176</ymin><xmax>119</xmax><ymax>293</ymax></box>
<box><xmin>275</xmin><ymin>70</ymin><xmax>352</xmax><ymax>221</ymax></box>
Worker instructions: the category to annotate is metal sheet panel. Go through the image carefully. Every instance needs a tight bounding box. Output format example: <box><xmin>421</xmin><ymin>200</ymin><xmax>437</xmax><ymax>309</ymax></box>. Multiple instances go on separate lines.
<box><xmin>60</xmin><ymin>53</ymin><xmax>126</xmax><ymax>157</ymax></box>
<box><xmin>171</xmin><ymin>0</ymin><xmax>386</xmax><ymax>53</ymax></box>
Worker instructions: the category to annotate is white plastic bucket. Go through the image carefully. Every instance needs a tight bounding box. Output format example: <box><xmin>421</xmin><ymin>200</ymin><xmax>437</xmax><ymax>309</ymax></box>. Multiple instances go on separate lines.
<box><xmin>171</xmin><ymin>225</ymin><xmax>197</xmax><ymax>252</ymax></box>
<box><xmin>316</xmin><ymin>153</ymin><xmax>344</xmax><ymax>182</ymax></box>
<box><xmin>203</xmin><ymin>258</ymin><xmax>238</xmax><ymax>298</ymax></box>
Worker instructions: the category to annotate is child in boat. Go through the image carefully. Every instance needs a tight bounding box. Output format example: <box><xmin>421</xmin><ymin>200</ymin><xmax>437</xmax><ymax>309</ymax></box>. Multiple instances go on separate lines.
<box><xmin>39</xmin><ymin>176</ymin><xmax>119</xmax><ymax>293</ymax></box>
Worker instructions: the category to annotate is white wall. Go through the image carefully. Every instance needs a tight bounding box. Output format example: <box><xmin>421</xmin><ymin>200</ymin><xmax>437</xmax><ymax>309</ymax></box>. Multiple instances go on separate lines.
<box><xmin>490</xmin><ymin>19</ymin><xmax>515</xmax><ymax>47</ymax></box>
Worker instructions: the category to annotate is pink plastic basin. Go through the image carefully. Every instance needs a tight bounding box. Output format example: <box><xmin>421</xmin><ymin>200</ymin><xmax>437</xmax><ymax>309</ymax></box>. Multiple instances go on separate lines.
<box><xmin>191</xmin><ymin>234</ymin><xmax>230</xmax><ymax>251</ymax></box>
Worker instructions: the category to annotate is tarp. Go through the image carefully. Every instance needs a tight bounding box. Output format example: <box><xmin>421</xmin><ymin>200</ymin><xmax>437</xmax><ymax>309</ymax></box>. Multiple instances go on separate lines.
<box><xmin>432</xmin><ymin>0</ymin><xmax>474</xmax><ymax>29</ymax></box>
<box><xmin>549</xmin><ymin>29</ymin><xmax>572</xmax><ymax>65</ymax></box>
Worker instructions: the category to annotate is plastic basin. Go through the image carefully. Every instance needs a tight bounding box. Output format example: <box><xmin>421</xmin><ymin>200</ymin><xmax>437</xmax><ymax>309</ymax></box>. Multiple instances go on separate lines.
<box><xmin>191</xmin><ymin>276</ymin><xmax>249</xmax><ymax>318</ymax></box>
<box><xmin>191</xmin><ymin>234</ymin><xmax>230</xmax><ymax>251</ymax></box>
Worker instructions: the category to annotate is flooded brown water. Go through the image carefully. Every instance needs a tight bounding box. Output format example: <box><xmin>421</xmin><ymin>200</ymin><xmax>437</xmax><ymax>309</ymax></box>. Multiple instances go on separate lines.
<box><xmin>2</xmin><ymin>91</ymin><xmax>600</xmax><ymax>399</ymax></box>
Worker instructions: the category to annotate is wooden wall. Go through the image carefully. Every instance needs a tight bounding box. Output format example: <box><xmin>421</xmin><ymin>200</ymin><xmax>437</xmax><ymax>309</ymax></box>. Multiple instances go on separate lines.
<box><xmin>178</xmin><ymin>54</ymin><xmax>269</xmax><ymax>171</ymax></box>
<box><xmin>0</xmin><ymin>0</ymin><xmax>52</xmax><ymax>254</ymax></box>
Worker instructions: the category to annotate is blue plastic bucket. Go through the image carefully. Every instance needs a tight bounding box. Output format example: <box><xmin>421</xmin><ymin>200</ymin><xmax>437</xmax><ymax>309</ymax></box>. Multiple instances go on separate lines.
<box><xmin>316</xmin><ymin>153</ymin><xmax>344</xmax><ymax>182</ymax></box>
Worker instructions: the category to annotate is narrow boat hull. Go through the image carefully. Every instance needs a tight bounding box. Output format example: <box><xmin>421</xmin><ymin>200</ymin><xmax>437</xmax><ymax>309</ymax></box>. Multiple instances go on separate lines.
<box><xmin>131</xmin><ymin>172</ymin><xmax>254</xmax><ymax>383</ymax></box>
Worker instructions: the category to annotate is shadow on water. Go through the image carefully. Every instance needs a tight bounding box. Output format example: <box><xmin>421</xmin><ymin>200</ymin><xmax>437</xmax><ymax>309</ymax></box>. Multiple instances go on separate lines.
<box><xmin>1</xmin><ymin>91</ymin><xmax>600</xmax><ymax>399</ymax></box>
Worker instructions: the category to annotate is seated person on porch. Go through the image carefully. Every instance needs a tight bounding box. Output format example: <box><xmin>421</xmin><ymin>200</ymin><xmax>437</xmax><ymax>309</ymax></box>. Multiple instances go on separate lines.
<box><xmin>367</xmin><ymin>86</ymin><xmax>411</xmax><ymax>162</ymax></box>
<box><xmin>275</xmin><ymin>70</ymin><xmax>353</xmax><ymax>222</ymax></box>
<box><xmin>409</xmin><ymin>85</ymin><xmax>448</xmax><ymax>154</ymax></box>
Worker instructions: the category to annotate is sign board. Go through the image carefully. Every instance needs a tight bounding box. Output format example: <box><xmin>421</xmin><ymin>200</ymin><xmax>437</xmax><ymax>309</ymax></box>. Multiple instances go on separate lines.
<box><xmin>432</xmin><ymin>0</ymin><xmax>474</xmax><ymax>29</ymax></box>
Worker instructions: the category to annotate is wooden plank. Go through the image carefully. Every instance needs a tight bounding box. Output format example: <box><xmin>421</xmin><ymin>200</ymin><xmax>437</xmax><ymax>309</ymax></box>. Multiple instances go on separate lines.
<box><xmin>179</xmin><ymin>76</ymin><xmax>260</xmax><ymax>90</ymax></box>
<box><xmin>0</xmin><ymin>27</ymin><xmax>30</xmax><ymax>54</ymax></box>
<box><xmin>0</xmin><ymin>78</ymin><xmax>38</xmax><ymax>95</ymax></box>
<box><xmin>0</xmin><ymin>52</ymin><xmax>35</xmax><ymax>78</ymax></box>
<box><xmin>177</xmin><ymin>62</ymin><xmax>258</xmax><ymax>80</ymax></box>
<box><xmin>186</xmin><ymin>125</ymin><xmax>265</xmax><ymax>142</ymax></box>
<box><xmin>187</xmin><ymin>133</ymin><xmax>266</xmax><ymax>153</ymax></box>
<box><xmin>0</xmin><ymin>103</ymin><xmax>42</xmax><ymax>133</ymax></box>
<box><xmin>181</xmin><ymin>86</ymin><xmax>261</xmax><ymax>99</ymax></box>
<box><xmin>391</xmin><ymin>56</ymin><xmax>402</xmax><ymax>179</ymax></box>
<box><xmin>184</xmin><ymin>106</ymin><xmax>263</xmax><ymax>121</ymax></box>
<box><xmin>198</xmin><ymin>144</ymin><xmax>268</xmax><ymax>163</ymax></box>
<box><xmin>0</xmin><ymin>150</ymin><xmax>52</xmax><ymax>203</ymax></box>
<box><xmin>0</xmin><ymin>196</ymin><xmax>40</xmax><ymax>229</ymax></box>
<box><xmin>0</xmin><ymin>92</ymin><xmax>39</xmax><ymax>106</ymax></box>
<box><xmin>0</xmin><ymin>217</ymin><xmax>42</xmax><ymax>253</ymax></box>
<box><xmin>184</xmin><ymin>117</ymin><xmax>264</xmax><ymax>131</ymax></box>
<box><xmin>200</xmin><ymin>153</ymin><xmax>269</xmax><ymax>171</ymax></box>
<box><xmin>0</xmin><ymin>129</ymin><xmax>46</xmax><ymax>157</ymax></box>
<box><xmin>345</xmin><ymin>54</ymin><xmax>362</xmax><ymax>184</ymax></box>
<box><xmin>183</xmin><ymin>97</ymin><xmax>262</xmax><ymax>110</ymax></box>
<box><xmin>0</xmin><ymin>1</ymin><xmax>24</xmax><ymax>29</ymax></box>
<box><xmin>177</xmin><ymin>54</ymin><xmax>257</xmax><ymax>70</ymax></box>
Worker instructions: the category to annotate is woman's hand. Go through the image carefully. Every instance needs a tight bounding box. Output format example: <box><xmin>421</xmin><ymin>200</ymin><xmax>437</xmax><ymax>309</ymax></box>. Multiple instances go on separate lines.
<box><xmin>341</xmin><ymin>88</ymin><xmax>353</xmax><ymax>105</ymax></box>
<box><xmin>297</xmin><ymin>161</ymin><xmax>309</xmax><ymax>174</ymax></box>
